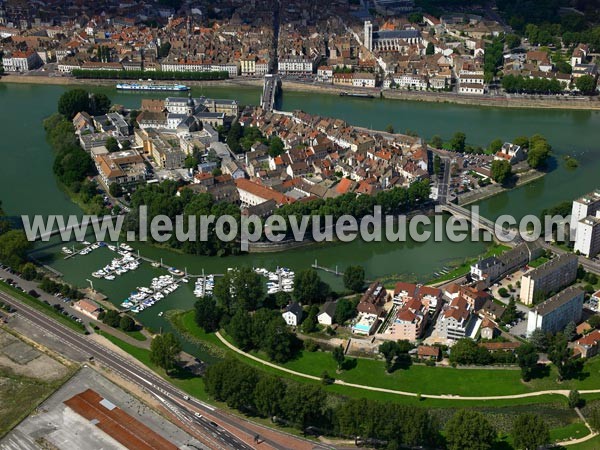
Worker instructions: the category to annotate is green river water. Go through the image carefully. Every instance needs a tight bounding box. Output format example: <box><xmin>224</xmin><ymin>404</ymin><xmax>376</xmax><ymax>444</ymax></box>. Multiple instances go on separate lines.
<box><xmin>0</xmin><ymin>82</ymin><xmax>598</xmax><ymax>356</ymax></box>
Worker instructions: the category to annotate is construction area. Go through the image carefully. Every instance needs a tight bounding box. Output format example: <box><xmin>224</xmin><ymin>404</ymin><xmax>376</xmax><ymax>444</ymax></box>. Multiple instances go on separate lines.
<box><xmin>0</xmin><ymin>366</ymin><xmax>207</xmax><ymax>450</ymax></box>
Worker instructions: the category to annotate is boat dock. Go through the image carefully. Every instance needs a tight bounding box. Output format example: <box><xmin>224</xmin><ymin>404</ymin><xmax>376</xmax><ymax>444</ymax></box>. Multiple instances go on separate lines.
<box><xmin>311</xmin><ymin>260</ymin><xmax>373</xmax><ymax>283</ymax></box>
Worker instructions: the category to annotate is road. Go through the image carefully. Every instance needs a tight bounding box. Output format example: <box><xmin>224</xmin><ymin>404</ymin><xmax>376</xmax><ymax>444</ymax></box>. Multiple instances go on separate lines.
<box><xmin>0</xmin><ymin>288</ymin><xmax>330</xmax><ymax>450</ymax></box>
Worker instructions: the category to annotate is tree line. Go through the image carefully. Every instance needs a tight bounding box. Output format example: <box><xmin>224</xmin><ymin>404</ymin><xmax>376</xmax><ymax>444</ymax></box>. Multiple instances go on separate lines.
<box><xmin>204</xmin><ymin>357</ymin><xmax>555</xmax><ymax>450</ymax></box>
<box><xmin>71</xmin><ymin>69</ymin><xmax>229</xmax><ymax>81</ymax></box>
<box><xmin>204</xmin><ymin>357</ymin><xmax>440</xmax><ymax>447</ymax></box>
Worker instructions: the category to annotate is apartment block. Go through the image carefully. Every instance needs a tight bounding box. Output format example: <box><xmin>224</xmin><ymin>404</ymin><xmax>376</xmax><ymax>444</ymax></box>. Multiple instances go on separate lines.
<box><xmin>574</xmin><ymin>212</ymin><xmax>600</xmax><ymax>258</ymax></box>
<box><xmin>519</xmin><ymin>253</ymin><xmax>578</xmax><ymax>305</ymax></box>
<box><xmin>570</xmin><ymin>189</ymin><xmax>600</xmax><ymax>239</ymax></box>
<box><xmin>526</xmin><ymin>287</ymin><xmax>584</xmax><ymax>336</ymax></box>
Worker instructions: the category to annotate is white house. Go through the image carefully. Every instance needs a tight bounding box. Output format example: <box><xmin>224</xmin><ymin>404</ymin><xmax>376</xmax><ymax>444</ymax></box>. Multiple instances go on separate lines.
<box><xmin>318</xmin><ymin>301</ymin><xmax>337</xmax><ymax>326</ymax></box>
<box><xmin>282</xmin><ymin>302</ymin><xmax>303</xmax><ymax>326</ymax></box>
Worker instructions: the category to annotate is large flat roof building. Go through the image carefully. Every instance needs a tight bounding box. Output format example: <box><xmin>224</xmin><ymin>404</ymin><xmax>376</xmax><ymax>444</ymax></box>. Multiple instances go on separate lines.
<box><xmin>526</xmin><ymin>287</ymin><xmax>584</xmax><ymax>336</ymax></box>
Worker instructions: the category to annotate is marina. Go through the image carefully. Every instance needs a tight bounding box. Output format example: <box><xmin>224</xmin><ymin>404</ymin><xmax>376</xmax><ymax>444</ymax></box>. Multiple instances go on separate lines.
<box><xmin>120</xmin><ymin>274</ymin><xmax>182</xmax><ymax>313</ymax></box>
<box><xmin>254</xmin><ymin>267</ymin><xmax>295</xmax><ymax>294</ymax></box>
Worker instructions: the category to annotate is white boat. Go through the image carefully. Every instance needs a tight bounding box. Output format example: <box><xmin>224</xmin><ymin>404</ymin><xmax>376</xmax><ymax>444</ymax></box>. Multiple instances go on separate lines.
<box><xmin>158</xmin><ymin>311</ymin><xmax>164</xmax><ymax>317</ymax></box>
<box><xmin>104</xmin><ymin>275</ymin><xmax>116</xmax><ymax>280</ymax></box>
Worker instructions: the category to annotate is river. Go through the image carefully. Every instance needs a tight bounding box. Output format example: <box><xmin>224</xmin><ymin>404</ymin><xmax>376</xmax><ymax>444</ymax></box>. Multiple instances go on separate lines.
<box><xmin>0</xmin><ymin>81</ymin><xmax>598</xmax><ymax>346</ymax></box>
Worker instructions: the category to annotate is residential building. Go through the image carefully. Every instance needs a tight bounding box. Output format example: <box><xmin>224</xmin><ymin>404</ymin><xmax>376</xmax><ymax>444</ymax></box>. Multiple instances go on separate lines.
<box><xmin>357</xmin><ymin>282</ymin><xmax>387</xmax><ymax>316</ymax></box>
<box><xmin>494</xmin><ymin>142</ymin><xmax>526</xmax><ymax>165</ymax></box>
<box><xmin>436</xmin><ymin>296</ymin><xmax>477</xmax><ymax>341</ymax></box>
<box><xmin>570</xmin><ymin>189</ymin><xmax>600</xmax><ymax>239</ymax></box>
<box><xmin>94</xmin><ymin>150</ymin><xmax>147</xmax><ymax>185</ymax></box>
<box><xmin>282</xmin><ymin>302</ymin><xmax>303</xmax><ymax>326</ymax></box>
<box><xmin>235</xmin><ymin>179</ymin><xmax>293</xmax><ymax>207</ymax></box>
<box><xmin>417</xmin><ymin>345</ymin><xmax>440</xmax><ymax>360</ymax></box>
<box><xmin>318</xmin><ymin>301</ymin><xmax>337</xmax><ymax>326</ymax></box>
<box><xmin>574</xmin><ymin>330</ymin><xmax>600</xmax><ymax>358</ymax></box>
<box><xmin>520</xmin><ymin>254</ymin><xmax>578</xmax><ymax>305</ymax></box>
<box><xmin>526</xmin><ymin>287</ymin><xmax>584</xmax><ymax>336</ymax></box>
<box><xmin>574</xmin><ymin>212</ymin><xmax>600</xmax><ymax>258</ymax></box>
<box><xmin>384</xmin><ymin>298</ymin><xmax>429</xmax><ymax>342</ymax></box>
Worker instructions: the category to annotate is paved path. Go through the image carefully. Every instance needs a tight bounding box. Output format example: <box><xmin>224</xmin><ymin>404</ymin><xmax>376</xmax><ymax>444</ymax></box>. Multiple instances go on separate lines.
<box><xmin>215</xmin><ymin>332</ymin><xmax>600</xmax><ymax>401</ymax></box>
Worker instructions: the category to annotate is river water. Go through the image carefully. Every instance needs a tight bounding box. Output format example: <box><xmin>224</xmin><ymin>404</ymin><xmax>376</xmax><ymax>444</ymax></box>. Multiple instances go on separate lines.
<box><xmin>0</xmin><ymin>82</ymin><xmax>598</xmax><ymax>344</ymax></box>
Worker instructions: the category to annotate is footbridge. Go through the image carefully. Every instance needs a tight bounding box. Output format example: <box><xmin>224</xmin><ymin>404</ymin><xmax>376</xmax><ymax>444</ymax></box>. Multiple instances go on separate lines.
<box><xmin>261</xmin><ymin>74</ymin><xmax>281</xmax><ymax>111</ymax></box>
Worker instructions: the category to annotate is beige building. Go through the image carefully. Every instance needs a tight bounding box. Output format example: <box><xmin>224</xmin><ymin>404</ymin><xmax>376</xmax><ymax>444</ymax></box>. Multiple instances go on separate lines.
<box><xmin>520</xmin><ymin>254</ymin><xmax>578</xmax><ymax>305</ymax></box>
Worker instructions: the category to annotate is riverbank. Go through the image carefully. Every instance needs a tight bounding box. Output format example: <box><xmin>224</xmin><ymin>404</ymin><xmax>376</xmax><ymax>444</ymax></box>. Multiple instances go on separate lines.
<box><xmin>3</xmin><ymin>74</ymin><xmax>599</xmax><ymax>110</ymax></box>
<box><xmin>458</xmin><ymin>169</ymin><xmax>547</xmax><ymax>206</ymax></box>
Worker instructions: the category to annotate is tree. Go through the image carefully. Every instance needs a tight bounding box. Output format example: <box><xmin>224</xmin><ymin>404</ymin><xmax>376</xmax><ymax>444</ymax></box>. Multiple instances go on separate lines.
<box><xmin>445</xmin><ymin>410</ymin><xmax>496</xmax><ymax>450</ymax></box>
<box><xmin>301</xmin><ymin>304</ymin><xmax>319</xmax><ymax>333</ymax></box>
<box><xmin>268</xmin><ymin>136</ymin><xmax>284</xmax><ymax>157</ymax></box>
<box><xmin>407</xmin><ymin>12</ymin><xmax>423</xmax><ymax>24</ymax></box>
<box><xmin>227</xmin><ymin>310</ymin><xmax>253</xmax><ymax>350</ymax></box>
<box><xmin>490</xmin><ymin>160</ymin><xmax>513</xmax><ymax>185</ymax></box>
<box><xmin>214</xmin><ymin>267</ymin><xmax>264</xmax><ymax>314</ymax></box>
<box><xmin>503</xmin><ymin>297</ymin><xmax>518</xmax><ymax>325</ymax></box>
<box><xmin>488</xmin><ymin>138</ymin><xmax>503</xmax><ymax>154</ymax></box>
<box><xmin>505</xmin><ymin>34</ymin><xmax>521</xmax><ymax>49</ymax></box>
<box><xmin>385</xmin><ymin>124</ymin><xmax>395</xmax><ymax>134</ymax></box>
<box><xmin>89</xmin><ymin>93</ymin><xmax>112</xmax><ymax>116</ymax></box>
<box><xmin>293</xmin><ymin>269</ymin><xmax>330</xmax><ymax>304</ymax></box>
<box><xmin>527</xmin><ymin>135</ymin><xmax>551</xmax><ymax>169</ymax></box>
<box><xmin>433</xmin><ymin>155</ymin><xmax>441</xmax><ymax>176</ymax></box>
<box><xmin>576</xmin><ymin>75</ymin><xmax>597</xmax><ymax>95</ymax></box>
<box><xmin>333</xmin><ymin>345</ymin><xmax>345</xmax><ymax>371</ymax></box>
<box><xmin>0</xmin><ymin>230</ymin><xmax>32</xmax><ymax>269</ymax></box>
<box><xmin>426</xmin><ymin>42</ymin><xmax>435</xmax><ymax>55</ymax></box>
<box><xmin>511</xmin><ymin>414</ymin><xmax>550</xmax><ymax>450</ymax></box>
<box><xmin>150</xmin><ymin>333</ymin><xmax>181</xmax><ymax>373</ymax></box>
<box><xmin>184</xmin><ymin>154</ymin><xmax>198</xmax><ymax>169</ymax></box>
<box><xmin>109</xmin><ymin>182</ymin><xmax>123</xmax><ymax>198</ymax></box>
<box><xmin>449</xmin><ymin>132</ymin><xmax>466</xmax><ymax>152</ymax></box>
<box><xmin>588</xmin><ymin>315</ymin><xmax>600</xmax><ymax>329</ymax></box>
<box><xmin>449</xmin><ymin>339</ymin><xmax>492</xmax><ymax>365</ymax></box>
<box><xmin>515</xmin><ymin>343</ymin><xmax>538</xmax><ymax>381</ymax></box>
<box><xmin>254</xmin><ymin>375</ymin><xmax>285</xmax><ymax>418</ymax></box>
<box><xmin>564</xmin><ymin>321</ymin><xmax>577</xmax><ymax>341</ymax></box>
<box><xmin>20</xmin><ymin>262</ymin><xmax>37</xmax><ymax>281</ymax></box>
<box><xmin>334</xmin><ymin>298</ymin><xmax>357</xmax><ymax>325</ymax></box>
<box><xmin>568</xmin><ymin>389</ymin><xmax>581</xmax><ymax>408</ymax></box>
<box><xmin>105</xmin><ymin>137</ymin><xmax>119</xmax><ymax>152</ymax></box>
<box><xmin>343</xmin><ymin>265</ymin><xmax>365</xmax><ymax>292</ymax></box>
<box><xmin>379</xmin><ymin>340</ymin><xmax>397</xmax><ymax>372</ymax></box>
<box><xmin>119</xmin><ymin>315</ymin><xmax>135</xmax><ymax>332</ymax></box>
<box><xmin>429</xmin><ymin>135</ymin><xmax>444</xmax><ymax>149</ymax></box>
<box><xmin>549</xmin><ymin>333</ymin><xmax>575</xmax><ymax>381</ymax></box>
<box><xmin>58</xmin><ymin>89</ymin><xmax>90</xmax><ymax>119</ymax></box>
<box><xmin>281</xmin><ymin>383</ymin><xmax>324</xmax><ymax>431</ymax></box>
<box><xmin>100</xmin><ymin>309</ymin><xmax>121</xmax><ymax>327</ymax></box>
<box><xmin>194</xmin><ymin>296</ymin><xmax>223</xmax><ymax>332</ymax></box>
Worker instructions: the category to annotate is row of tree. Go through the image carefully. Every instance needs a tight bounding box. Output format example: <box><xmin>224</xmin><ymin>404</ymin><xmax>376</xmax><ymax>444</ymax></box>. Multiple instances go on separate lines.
<box><xmin>97</xmin><ymin>309</ymin><xmax>136</xmax><ymax>332</ymax></box>
<box><xmin>71</xmin><ymin>69</ymin><xmax>229</xmax><ymax>81</ymax></box>
<box><xmin>203</xmin><ymin>357</ymin><xmax>440</xmax><ymax>447</ymax></box>
<box><xmin>501</xmin><ymin>74</ymin><xmax>565</xmax><ymax>95</ymax></box>
<box><xmin>204</xmin><ymin>357</ymin><xmax>553</xmax><ymax>449</ymax></box>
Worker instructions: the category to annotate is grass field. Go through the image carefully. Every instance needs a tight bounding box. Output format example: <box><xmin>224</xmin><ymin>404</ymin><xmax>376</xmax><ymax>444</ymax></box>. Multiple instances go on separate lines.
<box><xmin>0</xmin><ymin>367</ymin><xmax>74</xmax><ymax>438</ymax></box>
<box><xmin>0</xmin><ymin>282</ymin><xmax>85</xmax><ymax>333</ymax></box>
<box><xmin>219</xmin><ymin>329</ymin><xmax>600</xmax><ymax>397</ymax></box>
<box><xmin>549</xmin><ymin>421</ymin><xmax>590</xmax><ymax>442</ymax></box>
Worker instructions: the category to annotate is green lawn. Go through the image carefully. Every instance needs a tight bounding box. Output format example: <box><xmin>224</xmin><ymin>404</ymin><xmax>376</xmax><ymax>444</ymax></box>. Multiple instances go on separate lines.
<box><xmin>528</xmin><ymin>256</ymin><xmax>550</xmax><ymax>268</ymax></box>
<box><xmin>0</xmin><ymin>282</ymin><xmax>85</xmax><ymax>334</ymax></box>
<box><xmin>98</xmin><ymin>330</ymin><xmax>208</xmax><ymax>401</ymax></box>
<box><xmin>427</xmin><ymin>243</ymin><xmax>511</xmax><ymax>285</ymax></box>
<box><xmin>549</xmin><ymin>421</ymin><xmax>590</xmax><ymax>443</ymax></box>
<box><xmin>124</xmin><ymin>329</ymin><xmax>147</xmax><ymax>341</ymax></box>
